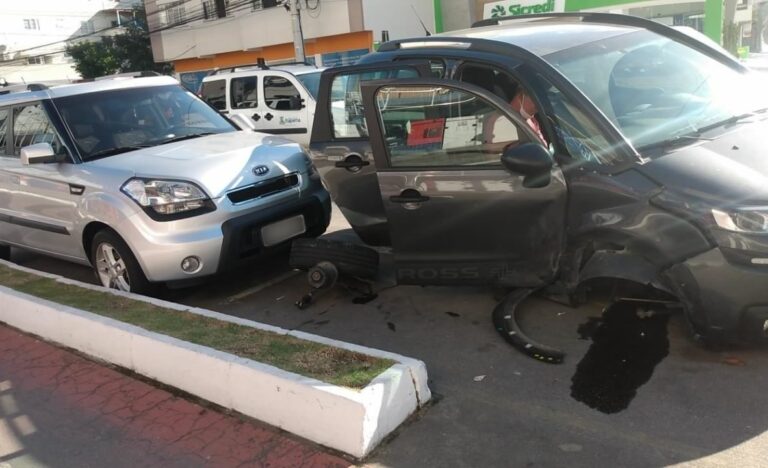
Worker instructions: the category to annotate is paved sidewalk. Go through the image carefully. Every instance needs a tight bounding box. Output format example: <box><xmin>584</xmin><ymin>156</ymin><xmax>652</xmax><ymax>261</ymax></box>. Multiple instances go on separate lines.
<box><xmin>0</xmin><ymin>325</ymin><xmax>351</xmax><ymax>468</ymax></box>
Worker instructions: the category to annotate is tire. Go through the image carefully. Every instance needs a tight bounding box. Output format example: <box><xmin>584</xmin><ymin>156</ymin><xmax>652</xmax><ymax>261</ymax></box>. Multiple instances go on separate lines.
<box><xmin>0</xmin><ymin>244</ymin><xmax>10</xmax><ymax>261</ymax></box>
<box><xmin>290</xmin><ymin>238</ymin><xmax>379</xmax><ymax>279</ymax></box>
<box><xmin>90</xmin><ymin>230</ymin><xmax>154</xmax><ymax>295</ymax></box>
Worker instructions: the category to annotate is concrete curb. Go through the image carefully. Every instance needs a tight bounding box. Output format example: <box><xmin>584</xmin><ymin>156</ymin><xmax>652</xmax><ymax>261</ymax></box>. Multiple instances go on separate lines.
<box><xmin>0</xmin><ymin>259</ymin><xmax>431</xmax><ymax>458</ymax></box>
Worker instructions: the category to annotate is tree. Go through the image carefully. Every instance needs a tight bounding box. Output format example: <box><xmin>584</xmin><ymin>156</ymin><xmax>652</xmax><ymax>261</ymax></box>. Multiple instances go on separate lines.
<box><xmin>65</xmin><ymin>38</ymin><xmax>119</xmax><ymax>78</ymax></box>
<box><xmin>65</xmin><ymin>7</ymin><xmax>172</xmax><ymax>79</ymax></box>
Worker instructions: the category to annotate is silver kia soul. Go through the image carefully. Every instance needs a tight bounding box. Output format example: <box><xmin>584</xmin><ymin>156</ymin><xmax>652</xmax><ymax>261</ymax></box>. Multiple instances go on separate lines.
<box><xmin>0</xmin><ymin>76</ymin><xmax>331</xmax><ymax>293</ymax></box>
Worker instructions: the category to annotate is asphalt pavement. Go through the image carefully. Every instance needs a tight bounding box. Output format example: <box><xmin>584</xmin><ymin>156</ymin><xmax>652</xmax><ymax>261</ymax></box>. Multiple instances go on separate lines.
<box><xmin>7</xmin><ymin>208</ymin><xmax>768</xmax><ymax>467</ymax></box>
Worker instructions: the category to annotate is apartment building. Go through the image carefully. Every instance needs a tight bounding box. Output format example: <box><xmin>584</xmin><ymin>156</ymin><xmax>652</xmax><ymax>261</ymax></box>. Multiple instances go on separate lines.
<box><xmin>0</xmin><ymin>0</ymin><xmax>140</xmax><ymax>83</ymax></box>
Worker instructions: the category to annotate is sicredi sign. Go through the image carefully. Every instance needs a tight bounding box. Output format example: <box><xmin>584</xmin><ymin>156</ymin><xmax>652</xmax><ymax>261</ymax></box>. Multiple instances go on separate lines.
<box><xmin>483</xmin><ymin>0</ymin><xmax>565</xmax><ymax>18</ymax></box>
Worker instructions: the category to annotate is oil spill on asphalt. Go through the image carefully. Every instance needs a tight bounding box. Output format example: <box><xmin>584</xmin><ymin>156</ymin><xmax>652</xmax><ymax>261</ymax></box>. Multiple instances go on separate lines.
<box><xmin>571</xmin><ymin>300</ymin><xmax>670</xmax><ymax>414</ymax></box>
<box><xmin>577</xmin><ymin>317</ymin><xmax>602</xmax><ymax>340</ymax></box>
<box><xmin>352</xmin><ymin>293</ymin><xmax>378</xmax><ymax>304</ymax></box>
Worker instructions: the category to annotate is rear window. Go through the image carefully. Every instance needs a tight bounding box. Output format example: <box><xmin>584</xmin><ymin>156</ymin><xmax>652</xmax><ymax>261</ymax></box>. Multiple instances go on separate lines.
<box><xmin>200</xmin><ymin>79</ymin><xmax>226</xmax><ymax>110</ymax></box>
<box><xmin>231</xmin><ymin>76</ymin><xmax>258</xmax><ymax>109</ymax></box>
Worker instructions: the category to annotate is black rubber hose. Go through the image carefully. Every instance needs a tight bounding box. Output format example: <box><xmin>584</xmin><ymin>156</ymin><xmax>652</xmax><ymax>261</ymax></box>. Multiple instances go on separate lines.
<box><xmin>492</xmin><ymin>288</ymin><xmax>566</xmax><ymax>364</ymax></box>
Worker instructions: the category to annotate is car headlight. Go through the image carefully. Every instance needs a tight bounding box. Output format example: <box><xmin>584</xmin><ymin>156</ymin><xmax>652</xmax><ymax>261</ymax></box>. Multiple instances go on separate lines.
<box><xmin>122</xmin><ymin>179</ymin><xmax>214</xmax><ymax>219</ymax></box>
<box><xmin>712</xmin><ymin>209</ymin><xmax>768</xmax><ymax>233</ymax></box>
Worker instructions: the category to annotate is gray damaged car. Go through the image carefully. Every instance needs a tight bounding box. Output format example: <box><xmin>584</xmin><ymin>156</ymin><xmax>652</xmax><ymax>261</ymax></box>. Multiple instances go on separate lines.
<box><xmin>305</xmin><ymin>13</ymin><xmax>768</xmax><ymax>358</ymax></box>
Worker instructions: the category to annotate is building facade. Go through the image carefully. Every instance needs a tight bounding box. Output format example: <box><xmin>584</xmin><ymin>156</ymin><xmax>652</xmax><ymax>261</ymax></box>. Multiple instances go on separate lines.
<box><xmin>145</xmin><ymin>0</ymin><xmax>444</xmax><ymax>91</ymax></box>
<box><xmin>0</xmin><ymin>0</ymin><xmax>140</xmax><ymax>84</ymax></box>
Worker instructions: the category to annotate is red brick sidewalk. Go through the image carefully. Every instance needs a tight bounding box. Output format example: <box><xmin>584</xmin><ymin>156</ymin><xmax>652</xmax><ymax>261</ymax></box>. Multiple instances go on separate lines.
<box><xmin>0</xmin><ymin>325</ymin><xmax>351</xmax><ymax>468</ymax></box>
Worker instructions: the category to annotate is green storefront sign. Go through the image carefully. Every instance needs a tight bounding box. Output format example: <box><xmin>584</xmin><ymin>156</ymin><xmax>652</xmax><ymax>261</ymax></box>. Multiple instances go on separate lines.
<box><xmin>489</xmin><ymin>0</ymin><xmax>557</xmax><ymax>17</ymax></box>
<box><xmin>478</xmin><ymin>0</ymin><xmax>724</xmax><ymax>44</ymax></box>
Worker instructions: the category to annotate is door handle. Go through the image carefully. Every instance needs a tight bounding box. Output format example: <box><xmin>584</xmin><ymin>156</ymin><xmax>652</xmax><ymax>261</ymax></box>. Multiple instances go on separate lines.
<box><xmin>220</xmin><ymin>110</ymin><xmax>229</xmax><ymax>115</ymax></box>
<box><xmin>252</xmin><ymin>113</ymin><xmax>261</xmax><ymax>121</ymax></box>
<box><xmin>334</xmin><ymin>154</ymin><xmax>370</xmax><ymax>172</ymax></box>
<box><xmin>390</xmin><ymin>189</ymin><xmax>430</xmax><ymax>204</ymax></box>
<box><xmin>264</xmin><ymin>113</ymin><xmax>274</xmax><ymax>121</ymax></box>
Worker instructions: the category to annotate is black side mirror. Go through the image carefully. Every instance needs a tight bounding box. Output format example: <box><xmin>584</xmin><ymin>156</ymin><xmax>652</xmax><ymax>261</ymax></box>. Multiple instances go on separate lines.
<box><xmin>501</xmin><ymin>143</ymin><xmax>553</xmax><ymax>188</ymax></box>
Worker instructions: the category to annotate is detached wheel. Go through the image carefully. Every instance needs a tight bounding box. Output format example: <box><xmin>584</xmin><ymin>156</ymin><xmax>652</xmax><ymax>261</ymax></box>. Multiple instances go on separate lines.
<box><xmin>91</xmin><ymin>230</ymin><xmax>153</xmax><ymax>295</ymax></box>
<box><xmin>290</xmin><ymin>238</ymin><xmax>379</xmax><ymax>279</ymax></box>
<box><xmin>0</xmin><ymin>244</ymin><xmax>10</xmax><ymax>261</ymax></box>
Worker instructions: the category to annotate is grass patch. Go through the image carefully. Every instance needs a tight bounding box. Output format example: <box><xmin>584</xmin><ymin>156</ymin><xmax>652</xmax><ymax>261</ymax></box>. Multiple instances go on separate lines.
<box><xmin>0</xmin><ymin>264</ymin><xmax>394</xmax><ymax>389</ymax></box>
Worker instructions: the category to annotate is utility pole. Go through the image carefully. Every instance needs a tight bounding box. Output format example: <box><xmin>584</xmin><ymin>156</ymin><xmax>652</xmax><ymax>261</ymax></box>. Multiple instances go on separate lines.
<box><xmin>290</xmin><ymin>0</ymin><xmax>306</xmax><ymax>62</ymax></box>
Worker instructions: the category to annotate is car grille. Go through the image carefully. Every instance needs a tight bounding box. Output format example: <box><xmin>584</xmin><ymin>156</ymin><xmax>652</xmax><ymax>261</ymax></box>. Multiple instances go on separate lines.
<box><xmin>227</xmin><ymin>173</ymin><xmax>299</xmax><ymax>204</ymax></box>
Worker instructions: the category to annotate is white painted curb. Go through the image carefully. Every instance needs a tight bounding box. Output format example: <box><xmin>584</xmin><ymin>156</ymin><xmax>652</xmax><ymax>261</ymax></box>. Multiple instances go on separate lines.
<box><xmin>0</xmin><ymin>259</ymin><xmax>431</xmax><ymax>458</ymax></box>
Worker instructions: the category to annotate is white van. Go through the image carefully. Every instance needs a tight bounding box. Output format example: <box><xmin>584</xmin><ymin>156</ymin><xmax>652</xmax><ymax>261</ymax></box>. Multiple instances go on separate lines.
<box><xmin>199</xmin><ymin>63</ymin><xmax>324</xmax><ymax>146</ymax></box>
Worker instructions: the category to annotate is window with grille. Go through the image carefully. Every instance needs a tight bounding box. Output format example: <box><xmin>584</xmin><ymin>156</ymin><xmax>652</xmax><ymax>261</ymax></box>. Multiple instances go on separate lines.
<box><xmin>163</xmin><ymin>1</ymin><xmax>186</xmax><ymax>26</ymax></box>
<box><xmin>23</xmin><ymin>19</ymin><xmax>40</xmax><ymax>30</ymax></box>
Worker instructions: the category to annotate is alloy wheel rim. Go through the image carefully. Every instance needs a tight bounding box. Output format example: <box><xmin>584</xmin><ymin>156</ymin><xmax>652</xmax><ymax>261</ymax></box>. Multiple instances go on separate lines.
<box><xmin>95</xmin><ymin>242</ymin><xmax>130</xmax><ymax>291</ymax></box>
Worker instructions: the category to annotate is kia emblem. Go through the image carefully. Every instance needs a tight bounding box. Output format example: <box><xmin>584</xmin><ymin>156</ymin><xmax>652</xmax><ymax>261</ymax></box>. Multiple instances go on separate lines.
<box><xmin>253</xmin><ymin>165</ymin><xmax>270</xmax><ymax>176</ymax></box>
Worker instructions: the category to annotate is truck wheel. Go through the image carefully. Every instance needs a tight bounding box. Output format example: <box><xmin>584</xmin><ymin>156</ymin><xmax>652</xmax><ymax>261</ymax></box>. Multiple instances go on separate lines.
<box><xmin>91</xmin><ymin>230</ymin><xmax>154</xmax><ymax>295</ymax></box>
<box><xmin>0</xmin><ymin>244</ymin><xmax>10</xmax><ymax>261</ymax></box>
<box><xmin>290</xmin><ymin>238</ymin><xmax>379</xmax><ymax>279</ymax></box>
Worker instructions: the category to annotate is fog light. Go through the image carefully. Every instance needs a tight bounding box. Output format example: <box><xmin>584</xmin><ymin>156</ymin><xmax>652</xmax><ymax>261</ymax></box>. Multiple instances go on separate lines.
<box><xmin>181</xmin><ymin>256</ymin><xmax>202</xmax><ymax>273</ymax></box>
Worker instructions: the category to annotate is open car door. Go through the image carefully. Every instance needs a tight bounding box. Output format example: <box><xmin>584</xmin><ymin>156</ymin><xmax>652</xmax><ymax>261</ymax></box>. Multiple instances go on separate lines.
<box><xmin>310</xmin><ymin>61</ymin><xmax>433</xmax><ymax>246</ymax></box>
<box><xmin>360</xmin><ymin>78</ymin><xmax>568</xmax><ymax>287</ymax></box>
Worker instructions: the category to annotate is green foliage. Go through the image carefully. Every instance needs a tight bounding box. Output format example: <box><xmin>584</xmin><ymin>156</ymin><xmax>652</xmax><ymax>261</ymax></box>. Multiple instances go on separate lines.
<box><xmin>65</xmin><ymin>39</ymin><xmax>120</xmax><ymax>78</ymax></box>
<box><xmin>65</xmin><ymin>6</ymin><xmax>173</xmax><ymax>79</ymax></box>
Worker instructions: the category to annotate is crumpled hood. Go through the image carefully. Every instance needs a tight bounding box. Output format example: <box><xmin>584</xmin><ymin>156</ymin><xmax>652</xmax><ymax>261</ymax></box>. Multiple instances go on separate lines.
<box><xmin>85</xmin><ymin>131</ymin><xmax>308</xmax><ymax>198</ymax></box>
<box><xmin>637</xmin><ymin>119</ymin><xmax>768</xmax><ymax>207</ymax></box>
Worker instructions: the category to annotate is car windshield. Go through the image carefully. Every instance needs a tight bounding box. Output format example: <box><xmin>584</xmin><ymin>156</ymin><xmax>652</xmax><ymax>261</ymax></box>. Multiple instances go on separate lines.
<box><xmin>295</xmin><ymin>71</ymin><xmax>322</xmax><ymax>100</ymax></box>
<box><xmin>54</xmin><ymin>84</ymin><xmax>235</xmax><ymax>161</ymax></box>
<box><xmin>544</xmin><ymin>29</ymin><xmax>768</xmax><ymax>149</ymax></box>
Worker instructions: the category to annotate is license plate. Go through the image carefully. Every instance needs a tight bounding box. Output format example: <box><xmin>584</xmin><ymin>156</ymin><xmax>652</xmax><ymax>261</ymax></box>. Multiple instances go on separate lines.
<box><xmin>261</xmin><ymin>214</ymin><xmax>306</xmax><ymax>247</ymax></box>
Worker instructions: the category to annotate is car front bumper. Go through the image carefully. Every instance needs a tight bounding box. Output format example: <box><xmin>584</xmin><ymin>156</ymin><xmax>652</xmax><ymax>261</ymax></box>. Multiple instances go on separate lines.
<box><xmin>114</xmin><ymin>182</ymin><xmax>330</xmax><ymax>283</ymax></box>
<box><xmin>665</xmin><ymin>247</ymin><xmax>768</xmax><ymax>341</ymax></box>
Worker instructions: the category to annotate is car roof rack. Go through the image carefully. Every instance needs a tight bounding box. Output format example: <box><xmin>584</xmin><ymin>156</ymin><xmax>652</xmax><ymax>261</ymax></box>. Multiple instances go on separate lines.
<box><xmin>26</xmin><ymin>83</ymin><xmax>49</xmax><ymax>91</ymax></box>
<box><xmin>207</xmin><ymin>58</ymin><xmax>317</xmax><ymax>76</ymax></box>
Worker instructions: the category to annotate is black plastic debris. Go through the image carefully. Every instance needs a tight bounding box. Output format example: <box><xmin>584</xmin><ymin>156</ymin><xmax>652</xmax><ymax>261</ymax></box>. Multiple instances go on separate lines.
<box><xmin>493</xmin><ymin>289</ymin><xmax>566</xmax><ymax>364</ymax></box>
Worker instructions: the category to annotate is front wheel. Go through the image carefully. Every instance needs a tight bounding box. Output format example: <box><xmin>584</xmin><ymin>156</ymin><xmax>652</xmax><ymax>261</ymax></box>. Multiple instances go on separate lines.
<box><xmin>91</xmin><ymin>230</ymin><xmax>153</xmax><ymax>295</ymax></box>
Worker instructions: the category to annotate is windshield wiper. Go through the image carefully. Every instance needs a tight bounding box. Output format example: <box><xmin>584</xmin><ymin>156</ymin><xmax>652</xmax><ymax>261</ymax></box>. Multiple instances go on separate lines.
<box><xmin>152</xmin><ymin>132</ymin><xmax>216</xmax><ymax>145</ymax></box>
<box><xmin>85</xmin><ymin>146</ymin><xmax>147</xmax><ymax>161</ymax></box>
<box><xmin>636</xmin><ymin>132</ymin><xmax>712</xmax><ymax>152</ymax></box>
<box><xmin>637</xmin><ymin>111</ymin><xmax>764</xmax><ymax>153</ymax></box>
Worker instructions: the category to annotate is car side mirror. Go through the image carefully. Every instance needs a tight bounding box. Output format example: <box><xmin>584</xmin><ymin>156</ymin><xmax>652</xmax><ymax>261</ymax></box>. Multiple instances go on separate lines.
<box><xmin>501</xmin><ymin>143</ymin><xmax>553</xmax><ymax>188</ymax></box>
<box><xmin>229</xmin><ymin>113</ymin><xmax>257</xmax><ymax>132</ymax></box>
<box><xmin>20</xmin><ymin>143</ymin><xmax>66</xmax><ymax>165</ymax></box>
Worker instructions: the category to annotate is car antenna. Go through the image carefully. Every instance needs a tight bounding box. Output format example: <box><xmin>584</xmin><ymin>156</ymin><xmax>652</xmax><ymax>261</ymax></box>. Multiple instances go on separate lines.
<box><xmin>411</xmin><ymin>4</ymin><xmax>432</xmax><ymax>36</ymax></box>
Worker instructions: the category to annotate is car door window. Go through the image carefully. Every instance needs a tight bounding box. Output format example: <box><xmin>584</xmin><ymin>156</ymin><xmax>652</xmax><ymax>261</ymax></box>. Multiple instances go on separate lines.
<box><xmin>375</xmin><ymin>85</ymin><xmax>529</xmax><ymax>168</ymax></box>
<box><xmin>264</xmin><ymin>76</ymin><xmax>302</xmax><ymax>111</ymax></box>
<box><xmin>330</xmin><ymin>68</ymin><xmax>419</xmax><ymax>139</ymax></box>
<box><xmin>12</xmin><ymin>103</ymin><xmax>62</xmax><ymax>156</ymax></box>
<box><xmin>533</xmin><ymin>74</ymin><xmax>619</xmax><ymax>165</ymax></box>
<box><xmin>201</xmin><ymin>79</ymin><xmax>226</xmax><ymax>110</ymax></box>
<box><xmin>0</xmin><ymin>108</ymin><xmax>9</xmax><ymax>155</ymax></box>
<box><xmin>231</xmin><ymin>76</ymin><xmax>258</xmax><ymax>109</ymax></box>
